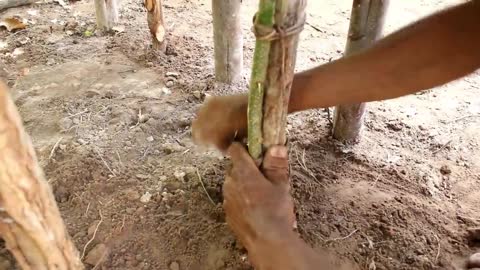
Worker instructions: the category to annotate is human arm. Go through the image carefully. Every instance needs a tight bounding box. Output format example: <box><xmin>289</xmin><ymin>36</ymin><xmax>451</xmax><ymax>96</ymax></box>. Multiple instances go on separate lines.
<box><xmin>224</xmin><ymin>143</ymin><xmax>354</xmax><ymax>270</ymax></box>
<box><xmin>193</xmin><ymin>1</ymin><xmax>480</xmax><ymax>150</ymax></box>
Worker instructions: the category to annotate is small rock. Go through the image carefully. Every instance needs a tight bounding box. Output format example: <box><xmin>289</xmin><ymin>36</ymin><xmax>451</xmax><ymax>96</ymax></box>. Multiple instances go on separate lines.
<box><xmin>77</xmin><ymin>138</ymin><xmax>87</xmax><ymax>145</ymax></box>
<box><xmin>193</xmin><ymin>90</ymin><xmax>202</xmax><ymax>99</ymax></box>
<box><xmin>166</xmin><ymin>80</ymin><xmax>174</xmax><ymax>88</ymax></box>
<box><xmin>59</xmin><ymin>144</ymin><xmax>67</xmax><ymax>150</ymax></box>
<box><xmin>169</xmin><ymin>261</ymin><xmax>180</xmax><ymax>270</ymax></box>
<box><xmin>162</xmin><ymin>87</ymin><xmax>171</xmax><ymax>95</ymax></box>
<box><xmin>140</xmin><ymin>191</ymin><xmax>152</xmax><ymax>203</ymax></box>
<box><xmin>85</xmin><ymin>243</ymin><xmax>109</xmax><ymax>266</ymax></box>
<box><xmin>146</xmin><ymin>61</ymin><xmax>154</xmax><ymax>67</ymax></box>
<box><xmin>85</xmin><ymin>89</ymin><xmax>101</xmax><ymax>98</ymax></box>
<box><xmin>59</xmin><ymin>117</ymin><xmax>73</xmax><ymax>130</ymax></box>
<box><xmin>166</xmin><ymin>72</ymin><xmax>179</xmax><ymax>78</ymax></box>
<box><xmin>136</xmin><ymin>174</ymin><xmax>151</xmax><ymax>180</ymax></box>
<box><xmin>467</xmin><ymin>253</ymin><xmax>480</xmax><ymax>268</ymax></box>
<box><xmin>146</xmin><ymin>136</ymin><xmax>154</xmax><ymax>142</ymax></box>
<box><xmin>125</xmin><ymin>189</ymin><xmax>141</xmax><ymax>201</ymax></box>
<box><xmin>174</xmin><ymin>170</ymin><xmax>186</xmax><ymax>181</ymax></box>
<box><xmin>162</xmin><ymin>142</ymin><xmax>186</xmax><ymax>154</ymax></box>
<box><xmin>439</xmin><ymin>165</ymin><xmax>451</xmax><ymax>175</ymax></box>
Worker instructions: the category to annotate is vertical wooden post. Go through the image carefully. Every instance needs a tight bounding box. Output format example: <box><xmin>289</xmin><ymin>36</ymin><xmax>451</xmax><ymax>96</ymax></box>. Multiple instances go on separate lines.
<box><xmin>212</xmin><ymin>0</ymin><xmax>243</xmax><ymax>83</ymax></box>
<box><xmin>145</xmin><ymin>0</ymin><xmax>166</xmax><ymax>51</ymax></box>
<box><xmin>247</xmin><ymin>0</ymin><xmax>306</xmax><ymax>159</ymax></box>
<box><xmin>0</xmin><ymin>82</ymin><xmax>83</xmax><ymax>270</ymax></box>
<box><xmin>332</xmin><ymin>0</ymin><xmax>389</xmax><ymax>142</ymax></box>
<box><xmin>95</xmin><ymin>0</ymin><xmax>119</xmax><ymax>31</ymax></box>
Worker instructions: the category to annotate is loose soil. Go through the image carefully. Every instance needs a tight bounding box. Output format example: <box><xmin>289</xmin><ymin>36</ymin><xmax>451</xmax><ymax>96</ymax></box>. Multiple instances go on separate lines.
<box><xmin>1</xmin><ymin>0</ymin><xmax>479</xmax><ymax>269</ymax></box>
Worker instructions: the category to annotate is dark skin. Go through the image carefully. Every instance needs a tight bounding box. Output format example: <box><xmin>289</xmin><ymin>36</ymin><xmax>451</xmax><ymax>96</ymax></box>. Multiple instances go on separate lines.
<box><xmin>195</xmin><ymin>1</ymin><xmax>480</xmax><ymax>269</ymax></box>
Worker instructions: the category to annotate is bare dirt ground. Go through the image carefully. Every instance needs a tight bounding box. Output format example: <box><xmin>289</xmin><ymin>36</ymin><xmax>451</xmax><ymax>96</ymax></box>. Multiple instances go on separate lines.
<box><xmin>1</xmin><ymin>0</ymin><xmax>479</xmax><ymax>269</ymax></box>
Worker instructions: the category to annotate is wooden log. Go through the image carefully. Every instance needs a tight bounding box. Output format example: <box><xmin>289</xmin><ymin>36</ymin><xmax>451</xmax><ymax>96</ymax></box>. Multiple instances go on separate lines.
<box><xmin>94</xmin><ymin>0</ymin><xmax>119</xmax><ymax>31</ymax></box>
<box><xmin>0</xmin><ymin>0</ymin><xmax>36</xmax><ymax>11</ymax></box>
<box><xmin>212</xmin><ymin>0</ymin><xmax>243</xmax><ymax>83</ymax></box>
<box><xmin>247</xmin><ymin>0</ymin><xmax>306</xmax><ymax>159</ymax></box>
<box><xmin>0</xmin><ymin>82</ymin><xmax>83</xmax><ymax>270</ymax></box>
<box><xmin>145</xmin><ymin>0</ymin><xmax>166</xmax><ymax>51</ymax></box>
<box><xmin>332</xmin><ymin>0</ymin><xmax>389</xmax><ymax>142</ymax></box>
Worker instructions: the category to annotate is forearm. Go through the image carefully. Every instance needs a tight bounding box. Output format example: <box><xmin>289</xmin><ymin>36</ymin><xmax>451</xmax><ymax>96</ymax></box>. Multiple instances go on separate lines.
<box><xmin>289</xmin><ymin>1</ymin><xmax>480</xmax><ymax>112</ymax></box>
<box><xmin>248</xmin><ymin>232</ymin><xmax>349</xmax><ymax>270</ymax></box>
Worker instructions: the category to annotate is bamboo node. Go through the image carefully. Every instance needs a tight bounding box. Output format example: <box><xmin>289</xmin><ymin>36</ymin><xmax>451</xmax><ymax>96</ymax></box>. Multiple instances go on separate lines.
<box><xmin>252</xmin><ymin>14</ymin><xmax>305</xmax><ymax>41</ymax></box>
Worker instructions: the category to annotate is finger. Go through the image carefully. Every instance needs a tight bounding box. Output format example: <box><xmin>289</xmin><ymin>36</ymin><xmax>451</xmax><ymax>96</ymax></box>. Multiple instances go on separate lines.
<box><xmin>262</xmin><ymin>145</ymin><xmax>289</xmax><ymax>186</ymax></box>
<box><xmin>227</xmin><ymin>142</ymin><xmax>259</xmax><ymax>174</ymax></box>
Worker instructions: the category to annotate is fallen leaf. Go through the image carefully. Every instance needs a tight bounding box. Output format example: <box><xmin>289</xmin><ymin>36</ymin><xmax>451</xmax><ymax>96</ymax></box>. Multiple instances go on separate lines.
<box><xmin>84</xmin><ymin>30</ymin><xmax>93</xmax><ymax>37</ymax></box>
<box><xmin>0</xmin><ymin>18</ymin><xmax>27</xmax><ymax>32</ymax></box>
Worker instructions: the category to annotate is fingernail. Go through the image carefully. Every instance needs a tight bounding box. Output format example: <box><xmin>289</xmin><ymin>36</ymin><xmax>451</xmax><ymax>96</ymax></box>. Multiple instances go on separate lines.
<box><xmin>270</xmin><ymin>146</ymin><xmax>287</xmax><ymax>158</ymax></box>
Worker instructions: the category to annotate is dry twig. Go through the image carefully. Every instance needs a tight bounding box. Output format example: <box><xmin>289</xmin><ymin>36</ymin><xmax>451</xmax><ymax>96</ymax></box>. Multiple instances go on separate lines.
<box><xmin>196</xmin><ymin>168</ymin><xmax>215</xmax><ymax>206</ymax></box>
<box><xmin>81</xmin><ymin>210</ymin><xmax>104</xmax><ymax>260</ymax></box>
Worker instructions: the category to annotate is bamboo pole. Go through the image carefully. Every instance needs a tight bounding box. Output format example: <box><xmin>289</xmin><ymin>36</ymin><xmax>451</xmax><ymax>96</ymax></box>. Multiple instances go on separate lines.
<box><xmin>332</xmin><ymin>0</ymin><xmax>389</xmax><ymax>142</ymax></box>
<box><xmin>94</xmin><ymin>0</ymin><xmax>119</xmax><ymax>31</ymax></box>
<box><xmin>0</xmin><ymin>82</ymin><xmax>83</xmax><ymax>270</ymax></box>
<box><xmin>145</xmin><ymin>0</ymin><xmax>166</xmax><ymax>51</ymax></box>
<box><xmin>247</xmin><ymin>0</ymin><xmax>306</xmax><ymax>159</ymax></box>
<box><xmin>212</xmin><ymin>0</ymin><xmax>243</xmax><ymax>83</ymax></box>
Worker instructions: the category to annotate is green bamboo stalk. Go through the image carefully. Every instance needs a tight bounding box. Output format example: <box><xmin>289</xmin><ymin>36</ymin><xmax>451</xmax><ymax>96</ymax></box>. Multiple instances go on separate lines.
<box><xmin>247</xmin><ymin>0</ymin><xmax>276</xmax><ymax>159</ymax></box>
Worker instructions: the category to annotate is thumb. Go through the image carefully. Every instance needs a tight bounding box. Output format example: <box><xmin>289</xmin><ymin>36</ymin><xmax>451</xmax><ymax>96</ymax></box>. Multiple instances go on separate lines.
<box><xmin>261</xmin><ymin>145</ymin><xmax>289</xmax><ymax>186</ymax></box>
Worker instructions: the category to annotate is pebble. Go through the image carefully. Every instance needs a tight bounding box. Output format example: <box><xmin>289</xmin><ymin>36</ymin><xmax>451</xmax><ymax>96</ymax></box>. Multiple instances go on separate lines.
<box><xmin>468</xmin><ymin>253</ymin><xmax>480</xmax><ymax>268</ymax></box>
<box><xmin>162</xmin><ymin>142</ymin><xmax>186</xmax><ymax>154</ymax></box>
<box><xmin>174</xmin><ymin>170</ymin><xmax>186</xmax><ymax>181</ymax></box>
<box><xmin>162</xmin><ymin>87</ymin><xmax>171</xmax><ymax>95</ymax></box>
<box><xmin>140</xmin><ymin>192</ymin><xmax>152</xmax><ymax>203</ymax></box>
<box><xmin>440</xmin><ymin>165</ymin><xmax>451</xmax><ymax>175</ymax></box>
<box><xmin>166</xmin><ymin>72</ymin><xmax>179</xmax><ymax>78</ymax></box>
<box><xmin>136</xmin><ymin>174</ymin><xmax>151</xmax><ymax>180</ymax></box>
<box><xmin>166</xmin><ymin>80</ymin><xmax>174</xmax><ymax>88</ymax></box>
<box><xmin>85</xmin><ymin>89</ymin><xmax>101</xmax><ymax>98</ymax></box>
<box><xmin>193</xmin><ymin>90</ymin><xmax>202</xmax><ymax>99</ymax></box>
<box><xmin>146</xmin><ymin>136</ymin><xmax>154</xmax><ymax>142</ymax></box>
<box><xmin>85</xmin><ymin>243</ymin><xmax>109</xmax><ymax>266</ymax></box>
<box><xmin>125</xmin><ymin>189</ymin><xmax>141</xmax><ymax>201</ymax></box>
<box><xmin>169</xmin><ymin>261</ymin><xmax>180</xmax><ymax>270</ymax></box>
<box><xmin>77</xmin><ymin>138</ymin><xmax>87</xmax><ymax>145</ymax></box>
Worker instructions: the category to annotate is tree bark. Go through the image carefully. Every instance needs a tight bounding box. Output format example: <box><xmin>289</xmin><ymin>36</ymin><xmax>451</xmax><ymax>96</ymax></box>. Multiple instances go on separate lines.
<box><xmin>0</xmin><ymin>0</ymin><xmax>36</xmax><ymax>11</ymax></box>
<box><xmin>332</xmin><ymin>0</ymin><xmax>389</xmax><ymax>142</ymax></box>
<box><xmin>247</xmin><ymin>0</ymin><xmax>306</xmax><ymax>159</ymax></box>
<box><xmin>212</xmin><ymin>0</ymin><xmax>243</xmax><ymax>84</ymax></box>
<box><xmin>0</xmin><ymin>82</ymin><xmax>83</xmax><ymax>270</ymax></box>
<box><xmin>145</xmin><ymin>0</ymin><xmax>166</xmax><ymax>51</ymax></box>
<box><xmin>94</xmin><ymin>0</ymin><xmax>119</xmax><ymax>31</ymax></box>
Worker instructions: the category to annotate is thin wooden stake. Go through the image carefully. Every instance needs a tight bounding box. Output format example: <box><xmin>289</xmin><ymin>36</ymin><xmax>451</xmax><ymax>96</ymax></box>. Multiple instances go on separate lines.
<box><xmin>145</xmin><ymin>0</ymin><xmax>166</xmax><ymax>51</ymax></box>
<box><xmin>332</xmin><ymin>0</ymin><xmax>389</xmax><ymax>142</ymax></box>
<box><xmin>0</xmin><ymin>82</ymin><xmax>83</xmax><ymax>270</ymax></box>
<box><xmin>212</xmin><ymin>0</ymin><xmax>243</xmax><ymax>83</ymax></box>
<box><xmin>94</xmin><ymin>0</ymin><xmax>119</xmax><ymax>31</ymax></box>
<box><xmin>247</xmin><ymin>0</ymin><xmax>306</xmax><ymax>159</ymax></box>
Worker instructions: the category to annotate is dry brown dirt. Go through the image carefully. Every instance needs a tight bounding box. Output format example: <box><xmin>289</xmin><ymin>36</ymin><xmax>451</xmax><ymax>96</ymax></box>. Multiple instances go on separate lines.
<box><xmin>1</xmin><ymin>0</ymin><xmax>479</xmax><ymax>269</ymax></box>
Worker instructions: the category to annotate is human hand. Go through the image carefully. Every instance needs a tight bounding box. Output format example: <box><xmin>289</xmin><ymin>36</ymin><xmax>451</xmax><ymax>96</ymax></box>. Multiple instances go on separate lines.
<box><xmin>223</xmin><ymin>143</ymin><xmax>295</xmax><ymax>251</ymax></box>
<box><xmin>192</xmin><ymin>94</ymin><xmax>248</xmax><ymax>152</ymax></box>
